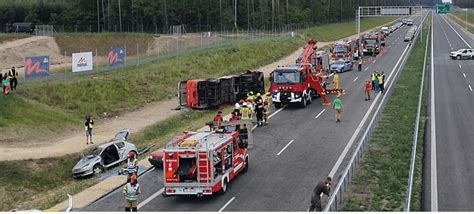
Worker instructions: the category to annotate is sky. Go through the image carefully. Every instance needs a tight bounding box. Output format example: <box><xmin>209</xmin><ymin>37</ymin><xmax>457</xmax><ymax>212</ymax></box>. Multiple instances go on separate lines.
<box><xmin>441</xmin><ymin>0</ymin><xmax>452</xmax><ymax>3</ymax></box>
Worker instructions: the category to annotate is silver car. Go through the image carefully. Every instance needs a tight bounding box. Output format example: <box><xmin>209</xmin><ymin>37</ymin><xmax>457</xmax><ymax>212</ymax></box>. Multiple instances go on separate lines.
<box><xmin>72</xmin><ymin>129</ymin><xmax>137</xmax><ymax>178</ymax></box>
<box><xmin>450</xmin><ymin>49</ymin><xmax>474</xmax><ymax>60</ymax></box>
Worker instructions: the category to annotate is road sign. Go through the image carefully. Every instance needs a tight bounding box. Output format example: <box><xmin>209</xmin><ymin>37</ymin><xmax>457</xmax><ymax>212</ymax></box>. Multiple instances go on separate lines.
<box><xmin>436</xmin><ymin>4</ymin><xmax>451</xmax><ymax>14</ymax></box>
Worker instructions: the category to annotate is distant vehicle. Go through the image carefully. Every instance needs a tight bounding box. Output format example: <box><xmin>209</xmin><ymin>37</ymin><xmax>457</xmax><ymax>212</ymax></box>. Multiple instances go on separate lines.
<box><xmin>362</xmin><ymin>34</ymin><xmax>381</xmax><ymax>55</ymax></box>
<box><xmin>330</xmin><ymin>40</ymin><xmax>355</xmax><ymax>62</ymax></box>
<box><xmin>330</xmin><ymin>59</ymin><xmax>353</xmax><ymax>73</ymax></box>
<box><xmin>407</xmin><ymin>19</ymin><xmax>414</xmax><ymax>26</ymax></box>
<box><xmin>148</xmin><ymin>147</ymin><xmax>164</xmax><ymax>168</ymax></box>
<box><xmin>404</xmin><ymin>30</ymin><xmax>415</xmax><ymax>42</ymax></box>
<box><xmin>381</xmin><ymin>27</ymin><xmax>391</xmax><ymax>36</ymax></box>
<box><xmin>390</xmin><ymin>25</ymin><xmax>397</xmax><ymax>32</ymax></box>
<box><xmin>402</xmin><ymin>19</ymin><xmax>408</xmax><ymax>25</ymax></box>
<box><xmin>5</xmin><ymin>23</ymin><xmax>35</xmax><ymax>34</ymax></box>
<box><xmin>396</xmin><ymin>21</ymin><xmax>403</xmax><ymax>29</ymax></box>
<box><xmin>449</xmin><ymin>49</ymin><xmax>474</xmax><ymax>60</ymax></box>
<box><xmin>72</xmin><ymin>129</ymin><xmax>137</xmax><ymax>178</ymax></box>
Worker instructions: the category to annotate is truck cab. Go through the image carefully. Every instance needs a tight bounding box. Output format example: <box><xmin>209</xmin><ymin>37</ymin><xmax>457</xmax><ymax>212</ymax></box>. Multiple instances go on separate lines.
<box><xmin>269</xmin><ymin>66</ymin><xmax>315</xmax><ymax>108</ymax></box>
<box><xmin>362</xmin><ymin>36</ymin><xmax>381</xmax><ymax>56</ymax></box>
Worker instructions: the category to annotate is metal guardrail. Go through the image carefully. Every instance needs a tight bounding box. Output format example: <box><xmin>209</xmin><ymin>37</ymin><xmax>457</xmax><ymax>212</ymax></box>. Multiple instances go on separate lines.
<box><xmin>323</xmin><ymin>12</ymin><xmax>429</xmax><ymax>212</ymax></box>
<box><xmin>404</xmin><ymin>16</ymin><xmax>430</xmax><ymax>212</ymax></box>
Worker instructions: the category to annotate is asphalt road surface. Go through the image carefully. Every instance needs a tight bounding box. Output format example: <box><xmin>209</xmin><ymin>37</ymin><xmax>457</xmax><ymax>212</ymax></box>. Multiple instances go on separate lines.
<box><xmin>83</xmin><ymin>15</ymin><xmax>425</xmax><ymax>212</ymax></box>
<box><xmin>430</xmin><ymin>13</ymin><xmax>474</xmax><ymax>211</ymax></box>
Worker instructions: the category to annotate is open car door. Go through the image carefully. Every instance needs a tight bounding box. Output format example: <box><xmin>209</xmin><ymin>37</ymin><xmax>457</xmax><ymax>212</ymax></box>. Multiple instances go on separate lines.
<box><xmin>113</xmin><ymin>128</ymin><xmax>131</xmax><ymax>141</ymax></box>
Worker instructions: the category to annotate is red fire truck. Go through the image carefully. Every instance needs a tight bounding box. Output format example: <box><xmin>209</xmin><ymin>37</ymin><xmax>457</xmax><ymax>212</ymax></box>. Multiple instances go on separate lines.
<box><xmin>330</xmin><ymin>40</ymin><xmax>355</xmax><ymax>62</ymax></box>
<box><xmin>362</xmin><ymin>33</ymin><xmax>382</xmax><ymax>56</ymax></box>
<box><xmin>269</xmin><ymin>39</ymin><xmax>344</xmax><ymax>108</ymax></box>
<box><xmin>162</xmin><ymin>120</ymin><xmax>252</xmax><ymax>197</ymax></box>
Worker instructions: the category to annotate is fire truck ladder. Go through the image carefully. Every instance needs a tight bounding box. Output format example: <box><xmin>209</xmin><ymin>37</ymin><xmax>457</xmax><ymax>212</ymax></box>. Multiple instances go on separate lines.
<box><xmin>196</xmin><ymin>144</ymin><xmax>211</xmax><ymax>185</ymax></box>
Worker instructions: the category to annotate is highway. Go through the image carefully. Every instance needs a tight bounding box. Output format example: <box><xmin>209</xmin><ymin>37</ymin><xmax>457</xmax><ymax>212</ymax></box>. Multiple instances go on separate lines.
<box><xmin>82</xmin><ymin>14</ymin><xmax>425</xmax><ymax>212</ymax></box>
<box><xmin>429</xmin><ymin>13</ymin><xmax>474</xmax><ymax>211</ymax></box>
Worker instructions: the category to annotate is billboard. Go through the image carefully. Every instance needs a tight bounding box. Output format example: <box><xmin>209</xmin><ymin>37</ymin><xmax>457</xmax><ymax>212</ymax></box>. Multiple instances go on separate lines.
<box><xmin>24</xmin><ymin>56</ymin><xmax>49</xmax><ymax>80</ymax></box>
<box><xmin>108</xmin><ymin>47</ymin><xmax>125</xmax><ymax>67</ymax></box>
<box><xmin>72</xmin><ymin>52</ymin><xmax>93</xmax><ymax>72</ymax></box>
<box><xmin>436</xmin><ymin>4</ymin><xmax>451</xmax><ymax>14</ymax></box>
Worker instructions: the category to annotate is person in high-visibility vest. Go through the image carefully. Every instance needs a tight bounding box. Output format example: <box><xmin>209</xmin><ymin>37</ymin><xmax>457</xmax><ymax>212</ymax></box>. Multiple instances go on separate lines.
<box><xmin>7</xmin><ymin>66</ymin><xmax>18</xmax><ymax>92</ymax></box>
<box><xmin>378</xmin><ymin>71</ymin><xmax>385</xmax><ymax>94</ymax></box>
<box><xmin>123</xmin><ymin>175</ymin><xmax>141</xmax><ymax>212</ymax></box>
<box><xmin>358</xmin><ymin>58</ymin><xmax>363</xmax><ymax>71</ymax></box>
<box><xmin>240</xmin><ymin>103</ymin><xmax>253</xmax><ymax>120</ymax></box>
<box><xmin>332</xmin><ymin>71</ymin><xmax>340</xmax><ymax>90</ymax></box>
<box><xmin>3</xmin><ymin>73</ymin><xmax>10</xmax><ymax>95</ymax></box>
<box><xmin>263</xmin><ymin>92</ymin><xmax>272</xmax><ymax>125</ymax></box>
<box><xmin>364</xmin><ymin>79</ymin><xmax>372</xmax><ymax>101</ymax></box>
<box><xmin>332</xmin><ymin>94</ymin><xmax>343</xmax><ymax>123</ymax></box>
<box><xmin>255</xmin><ymin>93</ymin><xmax>264</xmax><ymax>127</ymax></box>
<box><xmin>84</xmin><ymin>115</ymin><xmax>94</xmax><ymax>145</ymax></box>
<box><xmin>371</xmin><ymin>71</ymin><xmax>378</xmax><ymax>91</ymax></box>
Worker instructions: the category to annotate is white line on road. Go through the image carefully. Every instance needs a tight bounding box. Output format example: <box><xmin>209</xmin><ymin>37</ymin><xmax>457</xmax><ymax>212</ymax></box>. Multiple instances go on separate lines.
<box><xmin>328</xmin><ymin>73</ymin><xmax>334</xmax><ymax>77</ymax></box>
<box><xmin>269</xmin><ymin>105</ymin><xmax>286</xmax><ymax>119</ymax></box>
<box><xmin>277</xmin><ymin>139</ymin><xmax>295</xmax><ymax>156</ymax></box>
<box><xmin>431</xmin><ymin>13</ymin><xmax>438</xmax><ymax>212</ymax></box>
<box><xmin>364</xmin><ymin>67</ymin><xmax>369</xmax><ymax>71</ymax></box>
<box><xmin>328</xmin><ymin>35</ymin><xmax>413</xmax><ymax>178</ymax></box>
<box><xmin>218</xmin><ymin>196</ymin><xmax>236</xmax><ymax>212</ymax></box>
<box><xmin>353</xmin><ymin>76</ymin><xmax>359</xmax><ymax>82</ymax></box>
<box><xmin>459</xmin><ymin>64</ymin><xmax>462</xmax><ymax>69</ymax></box>
<box><xmin>373</xmin><ymin>59</ymin><xmax>377</xmax><ymax>64</ymax></box>
<box><xmin>315</xmin><ymin>109</ymin><xmax>326</xmax><ymax>119</ymax></box>
<box><xmin>441</xmin><ymin>15</ymin><xmax>473</xmax><ymax>48</ymax></box>
<box><xmin>138</xmin><ymin>188</ymin><xmax>164</xmax><ymax>209</ymax></box>
<box><xmin>463</xmin><ymin>73</ymin><xmax>466</xmax><ymax>78</ymax></box>
<box><xmin>469</xmin><ymin>85</ymin><xmax>473</xmax><ymax>91</ymax></box>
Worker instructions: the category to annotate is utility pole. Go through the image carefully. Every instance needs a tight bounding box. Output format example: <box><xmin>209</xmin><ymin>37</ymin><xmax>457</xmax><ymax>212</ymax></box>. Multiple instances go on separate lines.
<box><xmin>97</xmin><ymin>0</ymin><xmax>100</xmax><ymax>32</ymax></box>
<box><xmin>234</xmin><ymin>0</ymin><xmax>238</xmax><ymax>29</ymax></box>
<box><xmin>220</xmin><ymin>0</ymin><xmax>222</xmax><ymax>32</ymax></box>
<box><xmin>102</xmin><ymin>0</ymin><xmax>106</xmax><ymax>31</ymax></box>
<box><xmin>272</xmin><ymin>0</ymin><xmax>275</xmax><ymax>31</ymax></box>
<box><xmin>118</xmin><ymin>0</ymin><xmax>122</xmax><ymax>32</ymax></box>
<box><xmin>285</xmin><ymin>0</ymin><xmax>288</xmax><ymax>25</ymax></box>
<box><xmin>247</xmin><ymin>0</ymin><xmax>250</xmax><ymax>31</ymax></box>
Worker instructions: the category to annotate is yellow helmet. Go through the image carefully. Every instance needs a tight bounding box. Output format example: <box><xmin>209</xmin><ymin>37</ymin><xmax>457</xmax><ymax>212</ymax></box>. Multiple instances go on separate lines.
<box><xmin>256</xmin><ymin>93</ymin><xmax>261</xmax><ymax>97</ymax></box>
<box><xmin>265</xmin><ymin>92</ymin><xmax>271</xmax><ymax>96</ymax></box>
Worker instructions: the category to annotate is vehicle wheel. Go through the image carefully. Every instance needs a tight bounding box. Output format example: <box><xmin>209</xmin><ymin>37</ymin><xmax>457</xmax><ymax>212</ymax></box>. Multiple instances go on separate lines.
<box><xmin>242</xmin><ymin>157</ymin><xmax>249</xmax><ymax>173</ymax></box>
<box><xmin>457</xmin><ymin>55</ymin><xmax>461</xmax><ymax>60</ymax></box>
<box><xmin>300</xmin><ymin>96</ymin><xmax>307</xmax><ymax>108</ymax></box>
<box><xmin>219</xmin><ymin>179</ymin><xmax>228</xmax><ymax>194</ymax></box>
<box><xmin>93</xmin><ymin>164</ymin><xmax>104</xmax><ymax>175</ymax></box>
<box><xmin>274</xmin><ymin>102</ymin><xmax>282</xmax><ymax>109</ymax></box>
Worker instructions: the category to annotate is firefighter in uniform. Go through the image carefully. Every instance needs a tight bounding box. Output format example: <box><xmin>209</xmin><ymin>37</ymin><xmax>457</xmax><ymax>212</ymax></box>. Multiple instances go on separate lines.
<box><xmin>378</xmin><ymin>71</ymin><xmax>385</xmax><ymax>94</ymax></box>
<box><xmin>358</xmin><ymin>58</ymin><xmax>363</xmax><ymax>72</ymax></box>
<box><xmin>309</xmin><ymin>176</ymin><xmax>332</xmax><ymax>212</ymax></box>
<box><xmin>240</xmin><ymin>103</ymin><xmax>253</xmax><ymax>121</ymax></box>
<box><xmin>123</xmin><ymin>175</ymin><xmax>141</xmax><ymax>212</ymax></box>
<box><xmin>126</xmin><ymin>151</ymin><xmax>138</xmax><ymax>179</ymax></box>
<box><xmin>263</xmin><ymin>92</ymin><xmax>272</xmax><ymax>125</ymax></box>
<box><xmin>255</xmin><ymin>93</ymin><xmax>264</xmax><ymax>127</ymax></box>
<box><xmin>371</xmin><ymin>71</ymin><xmax>378</xmax><ymax>91</ymax></box>
<box><xmin>332</xmin><ymin>71</ymin><xmax>340</xmax><ymax>90</ymax></box>
<box><xmin>213</xmin><ymin>111</ymin><xmax>223</xmax><ymax>130</ymax></box>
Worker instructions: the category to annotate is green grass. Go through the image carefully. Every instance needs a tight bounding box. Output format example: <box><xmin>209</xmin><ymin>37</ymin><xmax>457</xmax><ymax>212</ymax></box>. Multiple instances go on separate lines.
<box><xmin>342</xmin><ymin>22</ymin><xmax>430</xmax><ymax>211</ymax></box>
<box><xmin>0</xmin><ymin>105</ymin><xmax>233</xmax><ymax>211</ymax></box>
<box><xmin>0</xmin><ymin>95</ymin><xmax>80</xmax><ymax>143</ymax></box>
<box><xmin>0</xmin><ymin>33</ymin><xmax>30</xmax><ymax>43</ymax></box>
<box><xmin>19</xmin><ymin>37</ymin><xmax>303</xmax><ymax>118</ymax></box>
<box><xmin>53</xmin><ymin>33</ymin><xmax>156</xmax><ymax>56</ymax></box>
<box><xmin>302</xmin><ymin>16</ymin><xmax>399</xmax><ymax>42</ymax></box>
<box><xmin>450</xmin><ymin>8</ymin><xmax>474</xmax><ymax>33</ymax></box>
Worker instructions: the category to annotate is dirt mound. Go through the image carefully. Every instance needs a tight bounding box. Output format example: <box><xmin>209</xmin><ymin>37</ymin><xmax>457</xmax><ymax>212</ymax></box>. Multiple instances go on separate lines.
<box><xmin>147</xmin><ymin>33</ymin><xmax>224</xmax><ymax>54</ymax></box>
<box><xmin>0</xmin><ymin>36</ymin><xmax>68</xmax><ymax>74</ymax></box>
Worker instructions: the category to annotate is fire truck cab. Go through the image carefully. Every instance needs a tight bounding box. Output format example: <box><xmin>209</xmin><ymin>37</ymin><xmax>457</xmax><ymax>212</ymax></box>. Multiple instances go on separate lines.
<box><xmin>330</xmin><ymin>40</ymin><xmax>354</xmax><ymax>63</ymax></box>
<box><xmin>162</xmin><ymin>120</ymin><xmax>252</xmax><ymax>197</ymax></box>
<box><xmin>362</xmin><ymin>33</ymin><xmax>381</xmax><ymax>56</ymax></box>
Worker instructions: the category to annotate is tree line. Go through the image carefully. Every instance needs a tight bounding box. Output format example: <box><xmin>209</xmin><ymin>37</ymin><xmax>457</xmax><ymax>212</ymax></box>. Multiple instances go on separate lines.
<box><xmin>452</xmin><ymin>0</ymin><xmax>474</xmax><ymax>8</ymax></box>
<box><xmin>0</xmin><ymin>0</ymin><xmax>440</xmax><ymax>34</ymax></box>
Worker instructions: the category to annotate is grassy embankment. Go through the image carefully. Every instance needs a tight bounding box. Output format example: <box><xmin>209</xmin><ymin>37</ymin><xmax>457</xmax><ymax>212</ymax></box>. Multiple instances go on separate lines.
<box><xmin>0</xmin><ymin>33</ymin><xmax>30</xmax><ymax>43</ymax></box>
<box><xmin>450</xmin><ymin>7</ymin><xmax>474</xmax><ymax>33</ymax></box>
<box><xmin>0</xmin><ymin>17</ymin><xmax>398</xmax><ymax>211</ymax></box>
<box><xmin>342</xmin><ymin>18</ymin><xmax>430</xmax><ymax>211</ymax></box>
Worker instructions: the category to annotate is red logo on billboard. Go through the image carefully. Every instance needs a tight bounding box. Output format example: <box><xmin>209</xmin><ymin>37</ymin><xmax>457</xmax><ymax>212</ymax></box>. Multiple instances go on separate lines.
<box><xmin>25</xmin><ymin>58</ymin><xmax>48</xmax><ymax>76</ymax></box>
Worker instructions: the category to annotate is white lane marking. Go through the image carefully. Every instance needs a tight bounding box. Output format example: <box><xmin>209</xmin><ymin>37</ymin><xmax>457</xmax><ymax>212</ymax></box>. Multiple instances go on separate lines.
<box><xmin>364</xmin><ymin>67</ymin><xmax>369</xmax><ymax>71</ymax></box>
<box><xmin>469</xmin><ymin>85</ymin><xmax>473</xmax><ymax>91</ymax></box>
<box><xmin>218</xmin><ymin>196</ymin><xmax>236</xmax><ymax>212</ymax></box>
<box><xmin>353</xmin><ymin>76</ymin><xmax>359</xmax><ymax>82</ymax></box>
<box><xmin>315</xmin><ymin>109</ymin><xmax>326</xmax><ymax>119</ymax></box>
<box><xmin>431</xmin><ymin>13</ymin><xmax>438</xmax><ymax>212</ymax></box>
<box><xmin>459</xmin><ymin>64</ymin><xmax>462</xmax><ymax>69</ymax></box>
<box><xmin>328</xmin><ymin>73</ymin><xmax>334</xmax><ymax>77</ymax></box>
<box><xmin>441</xmin><ymin>15</ymin><xmax>473</xmax><ymax>48</ymax></box>
<box><xmin>138</xmin><ymin>188</ymin><xmax>164</xmax><ymax>209</ymax></box>
<box><xmin>463</xmin><ymin>73</ymin><xmax>466</xmax><ymax>78</ymax></box>
<box><xmin>269</xmin><ymin>105</ymin><xmax>286</xmax><ymax>119</ymax></box>
<box><xmin>373</xmin><ymin>59</ymin><xmax>377</xmax><ymax>64</ymax></box>
<box><xmin>277</xmin><ymin>139</ymin><xmax>295</xmax><ymax>156</ymax></box>
<box><xmin>328</xmin><ymin>33</ymin><xmax>413</xmax><ymax>178</ymax></box>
